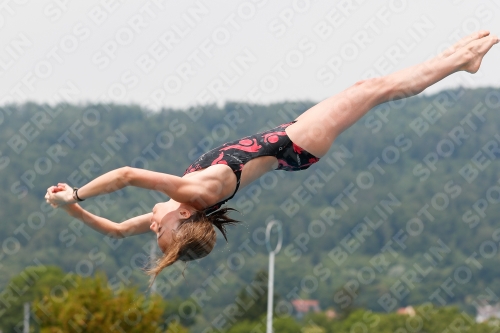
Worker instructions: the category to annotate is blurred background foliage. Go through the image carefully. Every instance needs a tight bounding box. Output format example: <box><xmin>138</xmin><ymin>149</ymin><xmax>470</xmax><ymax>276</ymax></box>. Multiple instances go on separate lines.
<box><xmin>2</xmin><ymin>88</ymin><xmax>500</xmax><ymax>331</ymax></box>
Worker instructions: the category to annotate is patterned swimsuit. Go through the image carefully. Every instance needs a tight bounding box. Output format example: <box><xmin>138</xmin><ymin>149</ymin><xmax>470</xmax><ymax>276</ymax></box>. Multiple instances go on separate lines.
<box><xmin>184</xmin><ymin>121</ymin><xmax>320</xmax><ymax>214</ymax></box>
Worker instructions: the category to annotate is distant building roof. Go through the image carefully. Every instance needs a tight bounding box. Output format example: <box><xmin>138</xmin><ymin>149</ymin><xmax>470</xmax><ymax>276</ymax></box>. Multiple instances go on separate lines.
<box><xmin>292</xmin><ymin>300</ymin><xmax>321</xmax><ymax>314</ymax></box>
<box><xmin>476</xmin><ymin>303</ymin><xmax>500</xmax><ymax>323</ymax></box>
<box><xmin>397</xmin><ymin>306</ymin><xmax>416</xmax><ymax>317</ymax></box>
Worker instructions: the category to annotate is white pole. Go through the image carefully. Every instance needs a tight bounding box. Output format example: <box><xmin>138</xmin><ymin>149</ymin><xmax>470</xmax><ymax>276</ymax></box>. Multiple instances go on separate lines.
<box><xmin>265</xmin><ymin>221</ymin><xmax>283</xmax><ymax>333</ymax></box>
<box><xmin>266</xmin><ymin>251</ymin><xmax>275</xmax><ymax>333</ymax></box>
<box><xmin>150</xmin><ymin>238</ymin><xmax>157</xmax><ymax>294</ymax></box>
<box><xmin>23</xmin><ymin>302</ymin><xmax>29</xmax><ymax>333</ymax></box>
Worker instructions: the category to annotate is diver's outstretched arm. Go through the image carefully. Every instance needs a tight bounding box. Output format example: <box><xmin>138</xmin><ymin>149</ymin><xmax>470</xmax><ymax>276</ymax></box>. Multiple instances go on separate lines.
<box><xmin>45</xmin><ymin>167</ymin><xmax>201</xmax><ymax>206</ymax></box>
<box><xmin>61</xmin><ymin>203</ymin><xmax>152</xmax><ymax>238</ymax></box>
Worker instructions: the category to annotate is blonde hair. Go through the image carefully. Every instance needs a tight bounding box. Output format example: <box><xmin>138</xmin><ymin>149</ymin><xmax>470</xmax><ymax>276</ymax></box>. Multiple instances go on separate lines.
<box><xmin>146</xmin><ymin>207</ymin><xmax>239</xmax><ymax>283</ymax></box>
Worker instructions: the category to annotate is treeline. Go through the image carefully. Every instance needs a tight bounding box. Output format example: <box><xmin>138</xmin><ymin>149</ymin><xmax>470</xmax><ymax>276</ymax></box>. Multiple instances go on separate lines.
<box><xmin>1</xmin><ymin>89</ymin><xmax>500</xmax><ymax>330</ymax></box>
<box><xmin>1</xmin><ymin>266</ymin><xmax>497</xmax><ymax>333</ymax></box>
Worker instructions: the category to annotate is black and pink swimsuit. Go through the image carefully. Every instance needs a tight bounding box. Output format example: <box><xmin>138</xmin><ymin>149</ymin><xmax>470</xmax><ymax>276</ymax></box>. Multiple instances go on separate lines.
<box><xmin>184</xmin><ymin>121</ymin><xmax>320</xmax><ymax>215</ymax></box>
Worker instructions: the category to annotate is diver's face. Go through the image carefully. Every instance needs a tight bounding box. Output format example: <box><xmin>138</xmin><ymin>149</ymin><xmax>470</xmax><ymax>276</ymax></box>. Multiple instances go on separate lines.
<box><xmin>150</xmin><ymin>201</ymin><xmax>180</xmax><ymax>252</ymax></box>
<box><xmin>150</xmin><ymin>201</ymin><xmax>193</xmax><ymax>252</ymax></box>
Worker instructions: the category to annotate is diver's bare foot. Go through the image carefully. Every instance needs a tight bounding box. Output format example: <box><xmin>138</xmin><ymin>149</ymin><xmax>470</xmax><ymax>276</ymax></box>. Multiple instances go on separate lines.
<box><xmin>441</xmin><ymin>30</ymin><xmax>490</xmax><ymax>58</ymax></box>
<box><xmin>459</xmin><ymin>35</ymin><xmax>499</xmax><ymax>73</ymax></box>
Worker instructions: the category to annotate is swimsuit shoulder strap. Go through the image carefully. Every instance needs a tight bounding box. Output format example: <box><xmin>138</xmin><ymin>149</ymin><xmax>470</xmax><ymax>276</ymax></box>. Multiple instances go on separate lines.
<box><xmin>204</xmin><ymin>170</ymin><xmax>241</xmax><ymax>215</ymax></box>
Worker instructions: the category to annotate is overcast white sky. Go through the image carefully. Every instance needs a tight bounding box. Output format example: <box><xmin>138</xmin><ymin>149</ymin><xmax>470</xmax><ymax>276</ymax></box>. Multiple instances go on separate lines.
<box><xmin>1</xmin><ymin>0</ymin><xmax>500</xmax><ymax>110</ymax></box>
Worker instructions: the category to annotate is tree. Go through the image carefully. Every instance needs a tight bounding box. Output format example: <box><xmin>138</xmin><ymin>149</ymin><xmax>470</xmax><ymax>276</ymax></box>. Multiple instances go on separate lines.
<box><xmin>226</xmin><ymin>316</ymin><xmax>302</xmax><ymax>333</ymax></box>
<box><xmin>33</xmin><ymin>272</ymin><xmax>173</xmax><ymax>333</ymax></box>
<box><xmin>274</xmin><ymin>316</ymin><xmax>302</xmax><ymax>333</ymax></box>
<box><xmin>303</xmin><ymin>312</ymin><xmax>332</xmax><ymax>332</ymax></box>
<box><xmin>162</xmin><ymin>297</ymin><xmax>201</xmax><ymax>328</ymax></box>
<box><xmin>235</xmin><ymin>270</ymin><xmax>279</xmax><ymax>322</ymax></box>
<box><xmin>0</xmin><ymin>265</ymin><xmax>70</xmax><ymax>333</ymax></box>
<box><xmin>226</xmin><ymin>320</ymin><xmax>263</xmax><ymax>333</ymax></box>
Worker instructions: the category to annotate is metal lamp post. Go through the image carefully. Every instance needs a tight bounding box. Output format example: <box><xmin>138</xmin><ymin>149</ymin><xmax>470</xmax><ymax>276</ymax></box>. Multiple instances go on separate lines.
<box><xmin>265</xmin><ymin>221</ymin><xmax>283</xmax><ymax>333</ymax></box>
<box><xmin>23</xmin><ymin>302</ymin><xmax>29</xmax><ymax>333</ymax></box>
<box><xmin>150</xmin><ymin>237</ymin><xmax>157</xmax><ymax>294</ymax></box>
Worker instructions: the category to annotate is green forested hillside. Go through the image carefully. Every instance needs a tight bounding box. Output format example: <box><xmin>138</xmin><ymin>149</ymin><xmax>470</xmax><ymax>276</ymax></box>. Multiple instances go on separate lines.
<box><xmin>1</xmin><ymin>88</ymin><xmax>500</xmax><ymax>330</ymax></box>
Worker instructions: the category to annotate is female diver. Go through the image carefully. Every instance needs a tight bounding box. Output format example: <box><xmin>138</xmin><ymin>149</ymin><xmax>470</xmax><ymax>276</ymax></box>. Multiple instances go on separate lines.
<box><xmin>45</xmin><ymin>31</ymin><xmax>499</xmax><ymax>281</ymax></box>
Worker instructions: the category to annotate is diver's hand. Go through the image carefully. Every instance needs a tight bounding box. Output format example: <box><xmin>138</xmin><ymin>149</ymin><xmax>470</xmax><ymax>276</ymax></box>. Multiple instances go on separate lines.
<box><xmin>45</xmin><ymin>183</ymin><xmax>76</xmax><ymax>207</ymax></box>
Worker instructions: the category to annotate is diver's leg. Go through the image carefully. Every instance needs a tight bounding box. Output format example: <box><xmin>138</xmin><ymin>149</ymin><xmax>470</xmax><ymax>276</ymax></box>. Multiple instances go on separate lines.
<box><xmin>286</xmin><ymin>32</ymin><xmax>499</xmax><ymax>157</ymax></box>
